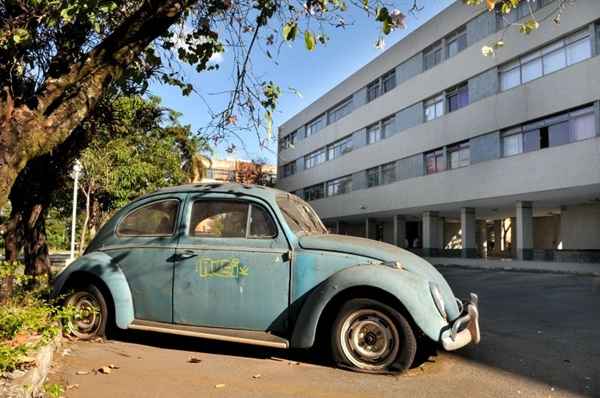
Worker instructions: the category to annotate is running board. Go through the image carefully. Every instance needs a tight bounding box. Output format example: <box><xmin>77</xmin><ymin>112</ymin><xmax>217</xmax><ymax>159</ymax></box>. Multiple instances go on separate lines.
<box><xmin>128</xmin><ymin>319</ymin><xmax>289</xmax><ymax>349</ymax></box>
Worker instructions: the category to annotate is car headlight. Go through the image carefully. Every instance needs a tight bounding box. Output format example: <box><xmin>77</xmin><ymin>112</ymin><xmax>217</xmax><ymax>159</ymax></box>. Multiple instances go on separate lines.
<box><xmin>429</xmin><ymin>282</ymin><xmax>447</xmax><ymax>320</ymax></box>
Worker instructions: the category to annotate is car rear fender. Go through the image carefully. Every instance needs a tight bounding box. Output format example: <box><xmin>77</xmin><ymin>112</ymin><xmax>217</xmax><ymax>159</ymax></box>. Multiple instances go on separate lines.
<box><xmin>52</xmin><ymin>251</ymin><xmax>134</xmax><ymax>329</ymax></box>
<box><xmin>290</xmin><ymin>264</ymin><xmax>447</xmax><ymax>348</ymax></box>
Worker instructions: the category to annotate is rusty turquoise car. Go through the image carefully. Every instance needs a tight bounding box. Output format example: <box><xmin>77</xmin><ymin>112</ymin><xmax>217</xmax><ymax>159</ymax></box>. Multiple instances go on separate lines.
<box><xmin>53</xmin><ymin>182</ymin><xmax>480</xmax><ymax>373</ymax></box>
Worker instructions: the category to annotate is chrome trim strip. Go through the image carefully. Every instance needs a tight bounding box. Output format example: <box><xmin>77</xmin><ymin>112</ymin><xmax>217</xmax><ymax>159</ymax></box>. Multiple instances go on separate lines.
<box><xmin>100</xmin><ymin>244</ymin><xmax>287</xmax><ymax>255</ymax></box>
<box><xmin>128</xmin><ymin>322</ymin><xmax>289</xmax><ymax>349</ymax></box>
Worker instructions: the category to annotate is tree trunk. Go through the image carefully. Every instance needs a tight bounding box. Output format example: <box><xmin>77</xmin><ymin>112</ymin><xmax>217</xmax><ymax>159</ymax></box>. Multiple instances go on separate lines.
<box><xmin>0</xmin><ymin>0</ymin><xmax>197</xmax><ymax>207</ymax></box>
<box><xmin>0</xmin><ymin>213</ymin><xmax>21</xmax><ymax>303</ymax></box>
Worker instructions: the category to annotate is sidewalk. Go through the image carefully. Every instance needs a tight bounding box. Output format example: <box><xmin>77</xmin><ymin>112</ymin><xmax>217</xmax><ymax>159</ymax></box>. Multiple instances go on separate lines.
<box><xmin>427</xmin><ymin>256</ymin><xmax>600</xmax><ymax>276</ymax></box>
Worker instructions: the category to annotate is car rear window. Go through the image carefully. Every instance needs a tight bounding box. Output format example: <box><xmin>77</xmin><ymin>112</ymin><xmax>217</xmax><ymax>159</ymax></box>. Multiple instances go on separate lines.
<box><xmin>117</xmin><ymin>199</ymin><xmax>179</xmax><ymax>236</ymax></box>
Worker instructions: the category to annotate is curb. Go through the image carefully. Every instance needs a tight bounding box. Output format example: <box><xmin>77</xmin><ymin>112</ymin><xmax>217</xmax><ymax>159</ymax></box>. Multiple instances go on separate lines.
<box><xmin>432</xmin><ymin>262</ymin><xmax>600</xmax><ymax>277</ymax></box>
<box><xmin>0</xmin><ymin>333</ymin><xmax>62</xmax><ymax>398</ymax></box>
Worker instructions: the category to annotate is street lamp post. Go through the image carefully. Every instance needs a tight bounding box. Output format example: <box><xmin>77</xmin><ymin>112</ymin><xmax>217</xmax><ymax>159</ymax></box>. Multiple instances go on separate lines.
<box><xmin>69</xmin><ymin>160</ymin><xmax>82</xmax><ymax>262</ymax></box>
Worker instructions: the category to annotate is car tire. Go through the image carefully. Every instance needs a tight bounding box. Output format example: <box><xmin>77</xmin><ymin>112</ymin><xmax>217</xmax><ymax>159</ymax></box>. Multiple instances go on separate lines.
<box><xmin>64</xmin><ymin>284</ymin><xmax>108</xmax><ymax>340</ymax></box>
<box><xmin>331</xmin><ymin>298</ymin><xmax>417</xmax><ymax>373</ymax></box>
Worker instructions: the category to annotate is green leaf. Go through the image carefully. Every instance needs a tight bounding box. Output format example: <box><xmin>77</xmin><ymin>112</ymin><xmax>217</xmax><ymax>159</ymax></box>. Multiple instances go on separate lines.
<box><xmin>12</xmin><ymin>28</ymin><xmax>30</xmax><ymax>44</ymax></box>
<box><xmin>376</xmin><ymin>7</ymin><xmax>389</xmax><ymax>22</ymax></box>
<box><xmin>304</xmin><ymin>31</ymin><xmax>316</xmax><ymax>51</ymax></box>
<box><xmin>282</xmin><ymin>22</ymin><xmax>298</xmax><ymax>41</ymax></box>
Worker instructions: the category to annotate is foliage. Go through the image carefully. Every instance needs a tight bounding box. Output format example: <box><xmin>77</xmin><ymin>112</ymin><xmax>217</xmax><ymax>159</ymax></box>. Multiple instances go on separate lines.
<box><xmin>0</xmin><ymin>261</ymin><xmax>77</xmax><ymax>373</ymax></box>
<box><xmin>44</xmin><ymin>383</ymin><xmax>65</xmax><ymax>398</ymax></box>
<box><xmin>464</xmin><ymin>0</ymin><xmax>573</xmax><ymax>57</ymax></box>
<box><xmin>77</xmin><ymin>95</ymin><xmax>201</xmax><ymax>222</ymax></box>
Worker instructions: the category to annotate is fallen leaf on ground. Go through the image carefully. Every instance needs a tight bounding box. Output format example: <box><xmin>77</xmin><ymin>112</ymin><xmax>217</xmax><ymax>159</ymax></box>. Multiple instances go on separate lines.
<box><xmin>252</xmin><ymin>374</ymin><xmax>261</xmax><ymax>379</ymax></box>
<box><xmin>288</xmin><ymin>361</ymin><xmax>300</xmax><ymax>366</ymax></box>
<box><xmin>97</xmin><ymin>366</ymin><xmax>112</xmax><ymax>374</ymax></box>
<box><xmin>108</xmin><ymin>364</ymin><xmax>120</xmax><ymax>369</ymax></box>
<box><xmin>188</xmin><ymin>357</ymin><xmax>202</xmax><ymax>364</ymax></box>
<box><xmin>92</xmin><ymin>337</ymin><xmax>105</xmax><ymax>343</ymax></box>
<box><xmin>75</xmin><ymin>370</ymin><xmax>89</xmax><ymax>375</ymax></box>
<box><xmin>215</xmin><ymin>384</ymin><xmax>226</xmax><ymax>388</ymax></box>
<box><xmin>67</xmin><ymin>384</ymin><xmax>80</xmax><ymax>390</ymax></box>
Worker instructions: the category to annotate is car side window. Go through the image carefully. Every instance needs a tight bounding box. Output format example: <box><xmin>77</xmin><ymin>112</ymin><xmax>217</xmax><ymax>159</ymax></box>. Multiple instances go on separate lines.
<box><xmin>189</xmin><ymin>200</ymin><xmax>276</xmax><ymax>239</ymax></box>
<box><xmin>117</xmin><ymin>199</ymin><xmax>179</xmax><ymax>236</ymax></box>
<box><xmin>249</xmin><ymin>205</ymin><xmax>277</xmax><ymax>238</ymax></box>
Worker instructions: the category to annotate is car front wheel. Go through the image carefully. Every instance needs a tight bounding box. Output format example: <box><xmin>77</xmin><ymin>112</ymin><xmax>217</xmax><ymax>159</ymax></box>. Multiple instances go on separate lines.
<box><xmin>331</xmin><ymin>298</ymin><xmax>417</xmax><ymax>373</ymax></box>
<box><xmin>64</xmin><ymin>284</ymin><xmax>108</xmax><ymax>340</ymax></box>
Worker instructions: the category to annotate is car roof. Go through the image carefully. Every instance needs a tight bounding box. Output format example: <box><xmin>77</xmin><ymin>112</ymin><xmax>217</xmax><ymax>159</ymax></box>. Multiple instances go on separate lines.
<box><xmin>138</xmin><ymin>182</ymin><xmax>289</xmax><ymax>203</ymax></box>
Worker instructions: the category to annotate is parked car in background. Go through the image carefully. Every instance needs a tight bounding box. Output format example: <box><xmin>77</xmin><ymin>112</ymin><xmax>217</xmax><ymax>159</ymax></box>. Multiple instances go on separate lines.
<box><xmin>53</xmin><ymin>183</ymin><xmax>480</xmax><ymax>373</ymax></box>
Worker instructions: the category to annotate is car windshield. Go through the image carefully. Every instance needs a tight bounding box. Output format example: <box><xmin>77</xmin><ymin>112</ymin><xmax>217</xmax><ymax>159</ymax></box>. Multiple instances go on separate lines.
<box><xmin>276</xmin><ymin>194</ymin><xmax>328</xmax><ymax>236</ymax></box>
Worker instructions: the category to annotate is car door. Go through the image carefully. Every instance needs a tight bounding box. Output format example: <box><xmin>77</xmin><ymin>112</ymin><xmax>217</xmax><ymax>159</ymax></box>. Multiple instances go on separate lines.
<box><xmin>172</xmin><ymin>193</ymin><xmax>290</xmax><ymax>333</ymax></box>
<box><xmin>105</xmin><ymin>196</ymin><xmax>183</xmax><ymax>323</ymax></box>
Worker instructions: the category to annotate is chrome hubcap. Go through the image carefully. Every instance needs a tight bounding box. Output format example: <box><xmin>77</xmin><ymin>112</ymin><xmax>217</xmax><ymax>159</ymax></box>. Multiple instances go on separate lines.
<box><xmin>340</xmin><ymin>309</ymin><xmax>399</xmax><ymax>370</ymax></box>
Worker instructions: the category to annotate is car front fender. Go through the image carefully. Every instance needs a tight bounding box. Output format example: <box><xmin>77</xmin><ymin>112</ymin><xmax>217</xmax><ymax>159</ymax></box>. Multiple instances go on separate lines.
<box><xmin>52</xmin><ymin>251</ymin><xmax>134</xmax><ymax>330</ymax></box>
<box><xmin>290</xmin><ymin>264</ymin><xmax>447</xmax><ymax>348</ymax></box>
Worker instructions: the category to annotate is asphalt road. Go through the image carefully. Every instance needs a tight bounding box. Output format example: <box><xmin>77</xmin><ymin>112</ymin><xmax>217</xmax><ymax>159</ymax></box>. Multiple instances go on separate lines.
<box><xmin>48</xmin><ymin>268</ymin><xmax>600</xmax><ymax>397</ymax></box>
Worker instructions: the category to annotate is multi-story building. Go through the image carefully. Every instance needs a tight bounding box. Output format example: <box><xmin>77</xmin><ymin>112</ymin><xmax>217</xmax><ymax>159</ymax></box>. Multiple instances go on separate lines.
<box><xmin>276</xmin><ymin>0</ymin><xmax>600</xmax><ymax>262</ymax></box>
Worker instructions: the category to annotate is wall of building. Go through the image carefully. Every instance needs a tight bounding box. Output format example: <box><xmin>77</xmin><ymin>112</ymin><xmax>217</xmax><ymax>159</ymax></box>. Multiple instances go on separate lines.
<box><xmin>560</xmin><ymin>204</ymin><xmax>600</xmax><ymax>250</ymax></box>
<box><xmin>533</xmin><ymin>216</ymin><xmax>561</xmax><ymax>250</ymax></box>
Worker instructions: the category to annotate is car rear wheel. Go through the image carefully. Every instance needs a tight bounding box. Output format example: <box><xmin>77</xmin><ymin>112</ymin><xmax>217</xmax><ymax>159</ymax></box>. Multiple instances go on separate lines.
<box><xmin>64</xmin><ymin>284</ymin><xmax>108</xmax><ymax>340</ymax></box>
<box><xmin>331</xmin><ymin>298</ymin><xmax>416</xmax><ymax>373</ymax></box>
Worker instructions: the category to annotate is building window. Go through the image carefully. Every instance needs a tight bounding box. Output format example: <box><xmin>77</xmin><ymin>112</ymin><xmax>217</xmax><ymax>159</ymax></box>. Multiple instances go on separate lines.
<box><xmin>306</xmin><ymin>116</ymin><xmax>325</xmax><ymax>137</ymax></box>
<box><xmin>366</xmin><ymin>167</ymin><xmax>380</xmax><ymax>187</ymax></box>
<box><xmin>327</xmin><ymin>135</ymin><xmax>353</xmax><ymax>160</ymax></box>
<box><xmin>381</xmin><ymin>116</ymin><xmax>395</xmax><ymax>137</ymax></box>
<box><xmin>424</xmin><ymin>95</ymin><xmax>444</xmax><ymax>121</ymax></box>
<box><xmin>448</xmin><ymin>142</ymin><xmax>470</xmax><ymax>169</ymax></box>
<box><xmin>501</xmin><ymin>105</ymin><xmax>596</xmax><ymax>157</ymax></box>
<box><xmin>304</xmin><ymin>184</ymin><xmax>325</xmax><ymax>201</ymax></box>
<box><xmin>381</xmin><ymin>70</ymin><xmax>396</xmax><ymax>93</ymax></box>
<box><xmin>425</xmin><ymin>149</ymin><xmax>445</xmax><ymax>174</ymax></box>
<box><xmin>381</xmin><ymin>162</ymin><xmax>396</xmax><ymax>184</ymax></box>
<box><xmin>304</xmin><ymin>148</ymin><xmax>326</xmax><ymax>169</ymax></box>
<box><xmin>367</xmin><ymin>79</ymin><xmax>380</xmax><ymax>102</ymax></box>
<box><xmin>423</xmin><ymin>42</ymin><xmax>442</xmax><ymax>71</ymax></box>
<box><xmin>496</xmin><ymin>1</ymin><xmax>535</xmax><ymax>29</ymax></box>
<box><xmin>446</xmin><ymin>83</ymin><xmax>469</xmax><ymax>113</ymax></box>
<box><xmin>279</xmin><ymin>131</ymin><xmax>297</xmax><ymax>151</ymax></box>
<box><xmin>570</xmin><ymin>107</ymin><xmax>596</xmax><ymax>141</ymax></box>
<box><xmin>282</xmin><ymin>162</ymin><xmax>296</xmax><ymax>178</ymax></box>
<box><xmin>327</xmin><ymin>176</ymin><xmax>352</xmax><ymax>197</ymax></box>
<box><xmin>328</xmin><ymin>97</ymin><xmax>353</xmax><ymax>124</ymax></box>
<box><xmin>366</xmin><ymin>123</ymin><xmax>382</xmax><ymax>144</ymax></box>
<box><xmin>499</xmin><ymin>29</ymin><xmax>592</xmax><ymax>92</ymax></box>
<box><xmin>500</xmin><ymin>60</ymin><xmax>521</xmax><ymax>91</ymax></box>
<box><xmin>446</xmin><ymin>27</ymin><xmax>467</xmax><ymax>58</ymax></box>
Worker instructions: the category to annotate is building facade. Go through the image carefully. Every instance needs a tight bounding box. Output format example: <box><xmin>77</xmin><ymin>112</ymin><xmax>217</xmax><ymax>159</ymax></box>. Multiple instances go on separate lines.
<box><xmin>276</xmin><ymin>0</ymin><xmax>600</xmax><ymax>262</ymax></box>
<box><xmin>206</xmin><ymin>158</ymin><xmax>277</xmax><ymax>186</ymax></box>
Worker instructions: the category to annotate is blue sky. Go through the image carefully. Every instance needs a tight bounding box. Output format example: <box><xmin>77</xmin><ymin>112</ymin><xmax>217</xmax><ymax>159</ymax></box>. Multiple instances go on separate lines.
<box><xmin>149</xmin><ymin>0</ymin><xmax>455</xmax><ymax>164</ymax></box>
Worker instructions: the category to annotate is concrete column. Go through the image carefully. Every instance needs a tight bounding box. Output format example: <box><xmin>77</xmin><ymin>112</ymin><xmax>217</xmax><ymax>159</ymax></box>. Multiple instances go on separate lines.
<box><xmin>393</xmin><ymin>215</ymin><xmax>407</xmax><ymax>248</ymax></box>
<box><xmin>334</xmin><ymin>221</ymin><xmax>341</xmax><ymax>234</ymax></box>
<box><xmin>461</xmin><ymin>207</ymin><xmax>477</xmax><ymax>258</ymax></box>
<box><xmin>478</xmin><ymin>220</ymin><xmax>488</xmax><ymax>258</ymax></box>
<box><xmin>516</xmin><ymin>202</ymin><xmax>534</xmax><ymax>260</ymax></box>
<box><xmin>365</xmin><ymin>218</ymin><xmax>377</xmax><ymax>240</ymax></box>
<box><xmin>493</xmin><ymin>220</ymin><xmax>502</xmax><ymax>255</ymax></box>
<box><xmin>510</xmin><ymin>217</ymin><xmax>517</xmax><ymax>258</ymax></box>
<box><xmin>437</xmin><ymin>217</ymin><xmax>446</xmax><ymax>251</ymax></box>
<box><xmin>422</xmin><ymin>211</ymin><xmax>441</xmax><ymax>256</ymax></box>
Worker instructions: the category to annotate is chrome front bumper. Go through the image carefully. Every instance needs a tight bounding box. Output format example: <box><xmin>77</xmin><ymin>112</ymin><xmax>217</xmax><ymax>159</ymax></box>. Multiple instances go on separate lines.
<box><xmin>440</xmin><ymin>293</ymin><xmax>481</xmax><ymax>351</ymax></box>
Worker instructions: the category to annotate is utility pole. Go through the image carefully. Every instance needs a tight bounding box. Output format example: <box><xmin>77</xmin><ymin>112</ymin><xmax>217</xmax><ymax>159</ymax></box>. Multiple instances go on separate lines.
<box><xmin>69</xmin><ymin>160</ymin><xmax>82</xmax><ymax>262</ymax></box>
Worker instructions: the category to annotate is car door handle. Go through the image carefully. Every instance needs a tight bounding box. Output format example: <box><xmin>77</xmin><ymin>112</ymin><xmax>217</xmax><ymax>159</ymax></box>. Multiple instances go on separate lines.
<box><xmin>176</xmin><ymin>250</ymin><xmax>198</xmax><ymax>260</ymax></box>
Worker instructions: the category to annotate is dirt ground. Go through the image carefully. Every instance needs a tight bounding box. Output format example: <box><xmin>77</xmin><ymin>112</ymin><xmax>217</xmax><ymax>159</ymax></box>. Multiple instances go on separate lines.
<box><xmin>48</xmin><ymin>268</ymin><xmax>600</xmax><ymax>397</ymax></box>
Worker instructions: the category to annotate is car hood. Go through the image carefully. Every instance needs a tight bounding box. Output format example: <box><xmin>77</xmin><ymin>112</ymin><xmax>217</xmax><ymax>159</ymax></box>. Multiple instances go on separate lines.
<box><xmin>298</xmin><ymin>234</ymin><xmax>459</xmax><ymax>317</ymax></box>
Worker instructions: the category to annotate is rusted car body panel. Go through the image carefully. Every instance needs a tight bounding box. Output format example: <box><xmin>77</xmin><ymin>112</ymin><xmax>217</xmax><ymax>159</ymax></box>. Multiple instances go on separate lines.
<box><xmin>53</xmin><ymin>183</ymin><xmax>479</xmax><ymax>351</ymax></box>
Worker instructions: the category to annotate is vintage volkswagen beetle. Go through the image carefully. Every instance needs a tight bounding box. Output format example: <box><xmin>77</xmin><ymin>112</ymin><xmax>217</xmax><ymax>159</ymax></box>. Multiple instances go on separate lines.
<box><xmin>53</xmin><ymin>183</ymin><xmax>480</xmax><ymax>373</ymax></box>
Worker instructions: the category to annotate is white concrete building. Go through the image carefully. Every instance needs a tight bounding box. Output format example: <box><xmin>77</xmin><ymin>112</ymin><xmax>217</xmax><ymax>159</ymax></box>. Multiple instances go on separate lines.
<box><xmin>276</xmin><ymin>0</ymin><xmax>600</xmax><ymax>262</ymax></box>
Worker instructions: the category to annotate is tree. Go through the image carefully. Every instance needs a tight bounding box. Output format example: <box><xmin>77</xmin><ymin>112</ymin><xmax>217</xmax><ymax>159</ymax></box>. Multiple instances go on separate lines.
<box><xmin>0</xmin><ymin>0</ymin><xmax>415</xmax><ymax>208</ymax></box>
<box><xmin>77</xmin><ymin>95</ymin><xmax>199</xmax><ymax>249</ymax></box>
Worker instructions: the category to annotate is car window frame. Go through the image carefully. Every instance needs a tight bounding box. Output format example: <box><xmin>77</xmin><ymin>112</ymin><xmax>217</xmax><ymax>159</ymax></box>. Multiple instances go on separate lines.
<box><xmin>186</xmin><ymin>198</ymin><xmax>279</xmax><ymax>240</ymax></box>
<box><xmin>115</xmin><ymin>198</ymin><xmax>181</xmax><ymax>238</ymax></box>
